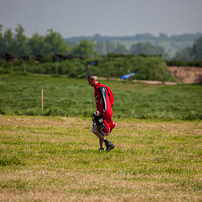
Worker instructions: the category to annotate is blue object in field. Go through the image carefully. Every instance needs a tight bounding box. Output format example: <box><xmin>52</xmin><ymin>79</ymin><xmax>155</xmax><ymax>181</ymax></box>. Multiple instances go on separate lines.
<box><xmin>86</xmin><ymin>61</ymin><xmax>97</xmax><ymax>66</ymax></box>
<box><xmin>121</xmin><ymin>71</ymin><xmax>137</xmax><ymax>80</ymax></box>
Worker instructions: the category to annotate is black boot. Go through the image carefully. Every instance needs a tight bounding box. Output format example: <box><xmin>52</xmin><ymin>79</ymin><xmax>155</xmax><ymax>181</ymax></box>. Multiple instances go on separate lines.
<box><xmin>106</xmin><ymin>142</ymin><xmax>115</xmax><ymax>152</ymax></box>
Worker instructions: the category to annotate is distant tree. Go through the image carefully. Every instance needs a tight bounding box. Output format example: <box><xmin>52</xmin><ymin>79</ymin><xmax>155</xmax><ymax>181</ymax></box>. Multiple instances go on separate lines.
<box><xmin>130</xmin><ymin>42</ymin><xmax>164</xmax><ymax>56</ymax></box>
<box><xmin>105</xmin><ymin>40</ymin><xmax>115</xmax><ymax>54</ymax></box>
<box><xmin>71</xmin><ymin>39</ymin><xmax>98</xmax><ymax>57</ymax></box>
<box><xmin>191</xmin><ymin>36</ymin><xmax>202</xmax><ymax>60</ymax></box>
<box><xmin>173</xmin><ymin>47</ymin><xmax>193</xmax><ymax>61</ymax></box>
<box><xmin>14</xmin><ymin>24</ymin><xmax>28</xmax><ymax>56</ymax></box>
<box><xmin>2</xmin><ymin>28</ymin><xmax>15</xmax><ymax>54</ymax></box>
<box><xmin>159</xmin><ymin>33</ymin><xmax>168</xmax><ymax>39</ymax></box>
<box><xmin>134</xmin><ymin>33</ymin><xmax>156</xmax><ymax>40</ymax></box>
<box><xmin>29</xmin><ymin>33</ymin><xmax>45</xmax><ymax>55</ymax></box>
<box><xmin>93</xmin><ymin>33</ymin><xmax>102</xmax><ymax>41</ymax></box>
<box><xmin>170</xmin><ymin>33</ymin><xmax>202</xmax><ymax>42</ymax></box>
<box><xmin>113</xmin><ymin>43</ymin><xmax>128</xmax><ymax>54</ymax></box>
<box><xmin>44</xmin><ymin>29</ymin><xmax>70</xmax><ymax>55</ymax></box>
<box><xmin>96</xmin><ymin>41</ymin><xmax>105</xmax><ymax>55</ymax></box>
<box><xmin>66</xmin><ymin>41</ymin><xmax>77</xmax><ymax>49</ymax></box>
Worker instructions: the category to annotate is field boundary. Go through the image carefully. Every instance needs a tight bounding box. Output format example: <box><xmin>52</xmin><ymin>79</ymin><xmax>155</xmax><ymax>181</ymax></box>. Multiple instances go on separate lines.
<box><xmin>99</xmin><ymin>77</ymin><xmax>177</xmax><ymax>85</ymax></box>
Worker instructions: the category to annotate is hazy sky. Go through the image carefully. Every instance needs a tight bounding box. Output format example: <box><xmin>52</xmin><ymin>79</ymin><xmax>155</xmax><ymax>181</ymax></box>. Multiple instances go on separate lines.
<box><xmin>0</xmin><ymin>0</ymin><xmax>202</xmax><ymax>38</ymax></box>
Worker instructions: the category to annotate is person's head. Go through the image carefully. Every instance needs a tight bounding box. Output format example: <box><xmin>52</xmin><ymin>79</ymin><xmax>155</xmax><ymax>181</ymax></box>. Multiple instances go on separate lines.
<box><xmin>87</xmin><ymin>74</ymin><xmax>98</xmax><ymax>86</ymax></box>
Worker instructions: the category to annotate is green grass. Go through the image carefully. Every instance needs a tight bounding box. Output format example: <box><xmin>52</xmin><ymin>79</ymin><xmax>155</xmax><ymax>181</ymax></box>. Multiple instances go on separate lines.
<box><xmin>0</xmin><ymin>115</ymin><xmax>201</xmax><ymax>201</ymax></box>
<box><xmin>0</xmin><ymin>73</ymin><xmax>202</xmax><ymax>120</ymax></box>
<box><xmin>0</xmin><ymin>74</ymin><xmax>201</xmax><ymax>201</ymax></box>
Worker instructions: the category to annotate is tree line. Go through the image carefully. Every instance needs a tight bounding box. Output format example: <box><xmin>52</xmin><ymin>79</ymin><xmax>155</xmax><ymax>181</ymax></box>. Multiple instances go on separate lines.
<box><xmin>65</xmin><ymin>33</ymin><xmax>202</xmax><ymax>42</ymax></box>
<box><xmin>173</xmin><ymin>36</ymin><xmax>202</xmax><ymax>61</ymax></box>
<box><xmin>95</xmin><ymin>41</ymin><xmax>167</xmax><ymax>58</ymax></box>
<box><xmin>0</xmin><ymin>24</ymin><xmax>70</xmax><ymax>57</ymax></box>
<box><xmin>0</xmin><ymin>24</ymin><xmax>166</xmax><ymax>58</ymax></box>
<box><xmin>0</xmin><ymin>24</ymin><xmax>202</xmax><ymax>62</ymax></box>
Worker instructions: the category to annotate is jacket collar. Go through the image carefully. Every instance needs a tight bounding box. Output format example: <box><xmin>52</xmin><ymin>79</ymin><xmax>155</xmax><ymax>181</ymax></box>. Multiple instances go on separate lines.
<box><xmin>94</xmin><ymin>82</ymin><xmax>100</xmax><ymax>89</ymax></box>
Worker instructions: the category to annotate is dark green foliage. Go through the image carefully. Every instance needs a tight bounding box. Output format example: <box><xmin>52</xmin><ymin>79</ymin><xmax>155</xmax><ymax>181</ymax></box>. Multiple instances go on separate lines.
<box><xmin>167</xmin><ymin>60</ymin><xmax>202</xmax><ymax>67</ymax></box>
<box><xmin>166</xmin><ymin>60</ymin><xmax>186</xmax><ymax>66</ymax></box>
<box><xmin>0</xmin><ymin>24</ymin><xmax>70</xmax><ymax>56</ymax></box>
<box><xmin>40</xmin><ymin>55</ymin><xmax>53</xmax><ymax>63</ymax></box>
<box><xmin>71</xmin><ymin>39</ymin><xmax>98</xmax><ymax>57</ymax></box>
<box><xmin>0</xmin><ymin>55</ymin><xmax>177</xmax><ymax>81</ymax></box>
<box><xmin>187</xmin><ymin>60</ymin><xmax>202</xmax><ymax>67</ymax></box>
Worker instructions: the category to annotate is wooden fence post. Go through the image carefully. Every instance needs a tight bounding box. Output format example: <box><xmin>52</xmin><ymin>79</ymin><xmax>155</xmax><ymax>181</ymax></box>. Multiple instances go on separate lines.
<box><xmin>41</xmin><ymin>89</ymin><xmax>43</xmax><ymax>110</ymax></box>
<box><xmin>163</xmin><ymin>71</ymin><xmax>168</xmax><ymax>85</ymax></box>
<box><xmin>127</xmin><ymin>69</ymin><xmax>132</xmax><ymax>81</ymax></box>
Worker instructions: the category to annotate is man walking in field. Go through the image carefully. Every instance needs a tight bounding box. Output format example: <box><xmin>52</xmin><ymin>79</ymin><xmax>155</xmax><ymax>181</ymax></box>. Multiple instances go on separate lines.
<box><xmin>87</xmin><ymin>74</ymin><xmax>116</xmax><ymax>152</ymax></box>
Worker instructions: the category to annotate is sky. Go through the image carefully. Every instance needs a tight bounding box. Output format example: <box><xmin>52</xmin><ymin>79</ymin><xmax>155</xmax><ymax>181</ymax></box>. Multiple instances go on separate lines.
<box><xmin>0</xmin><ymin>0</ymin><xmax>202</xmax><ymax>38</ymax></box>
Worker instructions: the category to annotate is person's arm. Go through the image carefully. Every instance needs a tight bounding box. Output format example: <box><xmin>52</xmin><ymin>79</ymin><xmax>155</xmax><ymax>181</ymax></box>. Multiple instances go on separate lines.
<box><xmin>98</xmin><ymin>87</ymin><xmax>107</xmax><ymax>112</ymax></box>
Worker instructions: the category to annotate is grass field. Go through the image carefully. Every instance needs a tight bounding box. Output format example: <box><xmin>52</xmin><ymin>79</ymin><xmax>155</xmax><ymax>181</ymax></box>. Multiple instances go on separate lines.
<box><xmin>0</xmin><ymin>74</ymin><xmax>202</xmax><ymax>120</ymax></box>
<box><xmin>0</xmin><ymin>115</ymin><xmax>201</xmax><ymax>201</ymax></box>
<box><xmin>0</xmin><ymin>73</ymin><xmax>202</xmax><ymax>201</ymax></box>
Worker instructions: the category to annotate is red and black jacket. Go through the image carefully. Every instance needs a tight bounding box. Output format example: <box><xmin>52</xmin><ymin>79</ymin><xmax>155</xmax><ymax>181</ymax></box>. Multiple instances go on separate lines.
<box><xmin>94</xmin><ymin>82</ymin><xmax>114</xmax><ymax>114</ymax></box>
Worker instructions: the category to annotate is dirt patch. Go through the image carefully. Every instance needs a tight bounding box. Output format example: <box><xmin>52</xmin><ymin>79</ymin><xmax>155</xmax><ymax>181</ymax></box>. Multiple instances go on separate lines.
<box><xmin>132</xmin><ymin>80</ymin><xmax>177</xmax><ymax>85</ymax></box>
<box><xmin>168</xmin><ymin>66</ymin><xmax>202</xmax><ymax>84</ymax></box>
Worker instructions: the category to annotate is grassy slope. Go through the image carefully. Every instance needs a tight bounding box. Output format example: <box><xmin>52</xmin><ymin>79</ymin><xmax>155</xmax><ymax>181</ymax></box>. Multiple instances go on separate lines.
<box><xmin>0</xmin><ymin>115</ymin><xmax>201</xmax><ymax>201</ymax></box>
<box><xmin>0</xmin><ymin>74</ymin><xmax>202</xmax><ymax>120</ymax></box>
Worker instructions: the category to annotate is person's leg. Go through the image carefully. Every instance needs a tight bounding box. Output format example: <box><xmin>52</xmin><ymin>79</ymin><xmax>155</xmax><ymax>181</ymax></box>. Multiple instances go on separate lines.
<box><xmin>93</xmin><ymin>131</ymin><xmax>106</xmax><ymax>141</ymax></box>
<box><xmin>92</xmin><ymin>123</ymin><xmax>115</xmax><ymax>152</ymax></box>
<box><xmin>99</xmin><ymin>138</ymin><xmax>105</xmax><ymax>150</ymax></box>
<box><xmin>93</xmin><ymin>131</ymin><xmax>115</xmax><ymax>152</ymax></box>
<box><xmin>92</xmin><ymin>125</ymin><xmax>104</xmax><ymax>150</ymax></box>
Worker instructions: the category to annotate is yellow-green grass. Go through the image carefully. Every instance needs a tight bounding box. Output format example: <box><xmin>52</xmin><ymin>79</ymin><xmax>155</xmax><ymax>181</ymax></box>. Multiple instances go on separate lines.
<box><xmin>0</xmin><ymin>115</ymin><xmax>201</xmax><ymax>201</ymax></box>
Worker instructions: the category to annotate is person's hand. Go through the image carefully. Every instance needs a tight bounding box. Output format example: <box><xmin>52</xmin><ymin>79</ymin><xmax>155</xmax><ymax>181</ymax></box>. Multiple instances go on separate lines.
<box><xmin>96</xmin><ymin>111</ymin><xmax>101</xmax><ymax>116</ymax></box>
